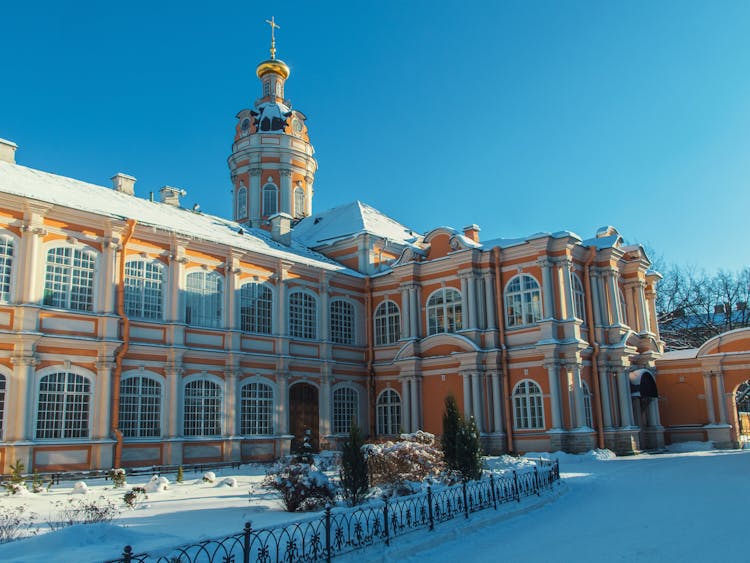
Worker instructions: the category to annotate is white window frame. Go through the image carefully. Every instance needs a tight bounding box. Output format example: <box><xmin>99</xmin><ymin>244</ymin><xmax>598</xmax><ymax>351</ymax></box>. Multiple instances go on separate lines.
<box><xmin>504</xmin><ymin>274</ymin><xmax>542</xmax><ymax>328</ymax></box>
<box><xmin>374</xmin><ymin>300</ymin><xmax>401</xmax><ymax>345</ymax></box>
<box><xmin>330</xmin><ymin>298</ymin><xmax>355</xmax><ymax>344</ymax></box>
<box><xmin>182</xmin><ymin>376</ymin><xmax>223</xmax><ymax>437</ymax></box>
<box><xmin>185</xmin><ymin>270</ymin><xmax>223</xmax><ymax>328</ymax></box>
<box><xmin>237</xmin><ymin>185</ymin><xmax>248</xmax><ymax>219</ymax></box>
<box><xmin>512</xmin><ymin>379</ymin><xmax>545</xmax><ymax>430</ymax></box>
<box><xmin>239</xmin><ymin>281</ymin><xmax>273</xmax><ymax>334</ymax></box>
<box><xmin>332</xmin><ymin>385</ymin><xmax>359</xmax><ymax>434</ymax></box>
<box><xmin>35</xmin><ymin>367</ymin><xmax>94</xmax><ymax>440</ymax></box>
<box><xmin>0</xmin><ymin>233</ymin><xmax>15</xmax><ymax>303</ymax></box>
<box><xmin>124</xmin><ymin>259</ymin><xmax>165</xmax><ymax>321</ymax></box>
<box><xmin>262</xmin><ymin>183</ymin><xmax>278</xmax><ymax>217</ymax></box>
<box><xmin>119</xmin><ymin>372</ymin><xmax>163</xmax><ymax>439</ymax></box>
<box><xmin>288</xmin><ymin>289</ymin><xmax>318</xmax><ymax>340</ymax></box>
<box><xmin>0</xmin><ymin>369</ymin><xmax>7</xmax><ymax>440</ymax></box>
<box><xmin>376</xmin><ymin>388</ymin><xmax>401</xmax><ymax>435</ymax></box>
<box><xmin>240</xmin><ymin>379</ymin><xmax>275</xmax><ymax>436</ymax></box>
<box><xmin>43</xmin><ymin>244</ymin><xmax>98</xmax><ymax>312</ymax></box>
<box><xmin>426</xmin><ymin>287</ymin><xmax>463</xmax><ymax>335</ymax></box>
<box><xmin>573</xmin><ymin>273</ymin><xmax>586</xmax><ymax>323</ymax></box>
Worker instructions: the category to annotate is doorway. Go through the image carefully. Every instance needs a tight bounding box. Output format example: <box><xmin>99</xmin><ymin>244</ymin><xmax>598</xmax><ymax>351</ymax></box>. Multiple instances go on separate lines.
<box><xmin>289</xmin><ymin>382</ymin><xmax>319</xmax><ymax>453</ymax></box>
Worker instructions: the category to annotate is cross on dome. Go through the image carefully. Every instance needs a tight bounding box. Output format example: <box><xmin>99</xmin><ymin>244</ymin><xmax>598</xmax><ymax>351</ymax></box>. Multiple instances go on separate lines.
<box><xmin>265</xmin><ymin>16</ymin><xmax>280</xmax><ymax>59</ymax></box>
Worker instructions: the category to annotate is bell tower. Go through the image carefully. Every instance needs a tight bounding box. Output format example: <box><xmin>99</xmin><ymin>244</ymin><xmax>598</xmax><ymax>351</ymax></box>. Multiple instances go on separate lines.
<box><xmin>228</xmin><ymin>17</ymin><xmax>318</xmax><ymax>229</ymax></box>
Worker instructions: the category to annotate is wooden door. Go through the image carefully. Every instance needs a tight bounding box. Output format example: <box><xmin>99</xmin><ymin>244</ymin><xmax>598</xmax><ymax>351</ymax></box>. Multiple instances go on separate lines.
<box><xmin>289</xmin><ymin>383</ymin><xmax>319</xmax><ymax>453</ymax></box>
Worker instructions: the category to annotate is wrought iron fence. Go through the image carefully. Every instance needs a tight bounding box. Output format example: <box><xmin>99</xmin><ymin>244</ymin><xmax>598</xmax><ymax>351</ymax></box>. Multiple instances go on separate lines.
<box><xmin>106</xmin><ymin>458</ymin><xmax>560</xmax><ymax>563</ymax></box>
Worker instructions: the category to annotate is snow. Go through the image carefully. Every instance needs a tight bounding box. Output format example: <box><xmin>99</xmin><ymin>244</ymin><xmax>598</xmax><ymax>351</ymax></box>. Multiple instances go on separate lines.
<box><xmin>2</xmin><ymin>448</ymin><xmax>749</xmax><ymax>562</ymax></box>
<box><xmin>660</xmin><ymin>348</ymin><xmax>698</xmax><ymax>360</ymax></box>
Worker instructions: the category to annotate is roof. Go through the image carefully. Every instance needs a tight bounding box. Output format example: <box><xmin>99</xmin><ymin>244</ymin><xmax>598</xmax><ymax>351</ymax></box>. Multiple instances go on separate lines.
<box><xmin>0</xmin><ymin>161</ymin><xmax>361</xmax><ymax>277</ymax></box>
<box><xmin>292</xmin><ymin>200</ymin><xmax>420</xmax><ymax>248</ymax></box>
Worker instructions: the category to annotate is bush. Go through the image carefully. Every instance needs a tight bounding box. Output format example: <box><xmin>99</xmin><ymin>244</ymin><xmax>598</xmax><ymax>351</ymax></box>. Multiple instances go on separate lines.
<box><xmin>109</xmin><ymin>468</ymin><xmax>127</xmax><ymax>488</ymax></box>
<box><xmin>262</xmin><ymin>461</ymin><xmax>335</xmax><ymax>512</ymax></box>
<box><xmin>72</xmin><ymin>481</ymin><xmax>89</xmax><ymax>495</ymax></box>
<box><xmin>340</xmin><ymin>422</ymin><xmax>368</xmax><ymax>506</ymax></box>
<box><xmin>4</xmin><ymin>459</ymin><xmax>27</xmax><ymax>496</ymax></box>
<box><xmin>48</xmin><ymin>496</ymin><xmax>119</xmax><ymax>530</ymax></box>
<box><xmin>31</xmin><ymin>471</ymin><xmax>50</xmax><ymax>494</ymax></box>
<box><xmin>123</xmin><ymin>487</ymin><xmax>147</xmax><ymax>509</ymax></box>
<box><xmin>365</xmin><ymin>431</ymin><xmax>445</xmax><ymax>492</ymax></box>
<box><xmin>441</xmin><ymin>395</ymin><xmax>461</xmax><ymax>471</ymax></box>
<box><xmin>0</xmin><ymin>505</ymin><xmax>38</xmax><ymax>544</ymax></box>
<box><xmin>144</xmin><ymin>475</ymin><xmax>169</xmax><ymax>493</ymax></box>
<box><xmin>456</xmin><ymin>416</ymin><xmax>484</xmax><ymax>481</ymax></box>
<box><xmin>202</xmin><ymin>471</ymin><xmax>216</xmax><ymax>483</ymax></box>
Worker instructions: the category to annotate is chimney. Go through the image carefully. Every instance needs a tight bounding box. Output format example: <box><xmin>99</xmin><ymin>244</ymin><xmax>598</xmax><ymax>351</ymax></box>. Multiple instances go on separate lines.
<box><xmin>159</xmin><ymin>186</ymin><xmax>186</xmax><ymax>207</ymax></box>
<box><xmin>463</xmin><ymin>224</ymin><xmax>480</xmax><ymax>243</ymax></box>
<box><xmin>269</xmin><ymin>212</ymin><xmax>293</xmax><ymax>246</ymax></box>
<box><xmin>0</xmin><ymin>138</ymin><xmax>17</xmax><ymax>164</ymax></box>
<box><xmin>111</xmin><ymin>173</ymin><xmax>136</xmax><ymax>195</ymax></box>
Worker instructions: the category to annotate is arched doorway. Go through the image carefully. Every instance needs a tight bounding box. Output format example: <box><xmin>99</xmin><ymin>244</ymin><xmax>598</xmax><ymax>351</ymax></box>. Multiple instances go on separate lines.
<box><xmin>735</xmin><ymin>381</ymin><xmax>750</xmax><ymax>443</ymax></box>
<box><xmin>289</xmin><ymin>382</ymin><xmax>319</xmax><ymax>453</ymax></box>
<box><xmin>630</xmin><ymin>369</ymin><xmax>661</xmax><ymax>450</ymax></box>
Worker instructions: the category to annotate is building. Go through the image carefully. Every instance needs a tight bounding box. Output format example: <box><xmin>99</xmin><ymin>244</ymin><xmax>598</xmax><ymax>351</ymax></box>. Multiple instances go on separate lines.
<box><xmin>0</xmin><ymin>36</ymin><xmax>706</xmax><ymax>474</ymax></box>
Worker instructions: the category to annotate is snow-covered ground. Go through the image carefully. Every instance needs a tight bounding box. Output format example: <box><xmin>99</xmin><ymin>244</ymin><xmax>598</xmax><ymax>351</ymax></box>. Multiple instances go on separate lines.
<box><xmin>1</xmin><ymin>444</ymin><xmax>747</xmax><ymax>562</ymax></box>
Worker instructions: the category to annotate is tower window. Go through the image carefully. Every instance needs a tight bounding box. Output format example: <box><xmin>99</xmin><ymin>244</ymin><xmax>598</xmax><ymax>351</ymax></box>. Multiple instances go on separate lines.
<box><xmin>263</xmin><ymin>184</ymin><xmax>278</xmax><ymax>216</ymax></box>
<box><xmin>294</xmin><ymin>186</ymin><xmax>305</xmax><ymax>218</ymax></box>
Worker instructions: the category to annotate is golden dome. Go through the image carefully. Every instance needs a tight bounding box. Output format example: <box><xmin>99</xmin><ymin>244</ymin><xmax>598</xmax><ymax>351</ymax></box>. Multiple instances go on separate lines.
<box><xmin>256</xmin><ymin>59</ymin><xmax>290</xmax><ymax>80</ymax></box>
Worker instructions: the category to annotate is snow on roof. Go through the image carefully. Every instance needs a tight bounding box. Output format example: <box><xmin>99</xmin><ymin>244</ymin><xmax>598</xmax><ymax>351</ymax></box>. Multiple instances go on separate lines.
<box><xmin>480</xmin><ymin>230</ymin><xmax>578</xmax><ymax>250</ymax></box>
<box><xmin>660</xmin><ymin>349</ymin><xmax>698</xmax><ymax>360</ymax></box>
<box><xmin>293</xmin><ymin>200</ymin><xmax>420</xmax><ymax>248</ymax></box>
<box><xmin>0</xmin><ymin>161</ymin><xmax>361</xmax><ymax>277</ymax></box>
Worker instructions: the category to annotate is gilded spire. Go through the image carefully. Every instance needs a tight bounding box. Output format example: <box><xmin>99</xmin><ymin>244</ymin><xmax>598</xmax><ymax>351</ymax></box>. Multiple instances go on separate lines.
<box><xmin>265</xmin><ymin>16</ymin><xmax>280</xmax><ymax>59</ymax></box>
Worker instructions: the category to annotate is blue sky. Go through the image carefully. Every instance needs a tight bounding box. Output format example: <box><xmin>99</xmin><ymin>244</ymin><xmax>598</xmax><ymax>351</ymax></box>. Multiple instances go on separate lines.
<box><xmin>2</xmin><ymin>1</ymin><xmax>748</xmax><ymax>272</ymax></box>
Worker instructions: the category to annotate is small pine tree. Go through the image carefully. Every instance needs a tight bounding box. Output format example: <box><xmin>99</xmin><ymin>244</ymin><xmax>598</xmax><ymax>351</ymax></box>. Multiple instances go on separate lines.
<box><xmin>441</xmin><ymin>394</ymin><xmax>462</xmax><ymax>472</ymax></box>
<box><xmin>340</xmin><ymin>421</ymin><xmax>369</xmax><ymax>506</ymax></box>
<box><xmin>176</xmin><ymin>465</ymin><xmax>184</xmax><ymax>483</ymax></box>
<box><xmin>455</xmin><ymin>416</ymin><xmax>484</xmax><ymax>482</ymax></box>
<box><xmin>5</xmin><ymin>460</ymin><xmax>27</xmax><ymax>495</ymax></box>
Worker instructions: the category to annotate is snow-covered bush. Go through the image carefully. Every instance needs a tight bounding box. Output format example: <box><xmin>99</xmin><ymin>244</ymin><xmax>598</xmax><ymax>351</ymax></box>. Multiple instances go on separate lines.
<box><xmin>31</xmin><ymin>471</ymin><xmax>50</xmax><ymax>494</ymax></box>
<box><xmin>3</xmin><ymin>460</ymin><xmax>28</xmax><ymax>496</ymax></box>
<box><xmin>262</xmin><ymin>461</ymin><xmax>335</xmax><ymax>512</ymax></box>
<box><xmin>202</xmin><ymin>471</ymin><xmax>216</xmax><ymax>484</ymax></box>
<box><xmin>218</xmin><ymin>477</ymin><xmax>238</xmax><ymax>488</ymax></box>
<box><xmin>364</xmin><ymin>431</ymin><xmax>445</xmax><ymax>492</ymax></box>
<box><xmin>123</xmin><ymin>486</ymin><xmax>147</xmax><ymax>509</ymax></box>
<box><xmin>0</xmin><ymin>505</ymin><xmax>38</xmax><ymax>544</ymax></box>
<box><xmin>72</xmin><ymin>481</ymin><xmax>89</xmax><ymax>495</ymax></box>
<box><xmin>48</xmin><ymin>496</ymin><xmax>119</xmax><ymax>530</ymax></box>
<box><xmin>144</xmin><ymin>475</ymin><xmax>169</xmax><ymax>493</ymax></box>
<box><xmin>109</xmin><ymin>468</ymin><xmax>127</xmax><ymax>488</ymax></box>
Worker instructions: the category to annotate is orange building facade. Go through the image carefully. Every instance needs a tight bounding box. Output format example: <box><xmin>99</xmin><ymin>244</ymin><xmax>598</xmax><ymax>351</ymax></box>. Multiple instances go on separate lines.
<box><xmin>0</xmin><ymin>44</ymin><xmax>743</xmax><ymax>474</ymax></box>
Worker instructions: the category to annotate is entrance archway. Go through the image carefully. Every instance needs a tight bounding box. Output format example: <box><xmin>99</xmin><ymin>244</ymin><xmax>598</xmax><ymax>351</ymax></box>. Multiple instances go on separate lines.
<box><xmin>289</xmin><ymin>382</ymin><xmax>319</xmax><ymax>453</ymax></box>
<box><xmin>735</xmin><ymin>381</ymin><xmax>750</xmax><ymax>442</ymax></box>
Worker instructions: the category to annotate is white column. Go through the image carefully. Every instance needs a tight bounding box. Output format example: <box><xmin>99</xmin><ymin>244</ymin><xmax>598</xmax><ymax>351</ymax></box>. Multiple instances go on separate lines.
<box><xmin>637</xmin><ymin>282</ymin><xmax>650</xmax><ymax>333</ymax></box>
<box><xmin>462</xmin><ymin>373</ymin><xmax>472</xmax><ymax>418</ymax></box>
<box><xmin>647</xmin><ymin>398</ymin><xmax>662</xmax><ymax>428</ymax></box>
<box><xmin>590</xmin><ymin>271</ymin><xmax>602</xmax><ymax>327</ymax></box>
<box><xmin>646</xmin><ymin>287</ymin><xmax>658</xmax><ymax>335</ymax></box>
<box><xmin>617</xmin><ymin>369</ymin><xmax>634</xmax><ymax>427</ymax></box>
<box><xmin>466</xmin><ymin>275</ymin><xmax>477</xmax><ymax>329</ymax></box>
<box><xmin>539</xmin><ymin>259</ymin><xmax>554</xmax><ymax>320</ymax></box>
<box><xmin>277</xmin><ymin>373</ymin><xmax>289</xmax><ymax>434</ymax></box>
<box><xmin>275</xmin><ymin>272</ymin><xmax>287</xmax><ymax>337</ymax></box>
<box><xmin>492</xmin><ymin>371</ymin><xmax>503</xmax><ymax>433</ymax></box>
<box><xmin>304</xmin><ymin>175</ymin><xmax>314</xmax><ymax>216</ymax></box>
<box><xmin>607</xmin><ymin>269</ymin><xmax>622</xmax><ymax>326</ymax></box>
<box><xmin>167</xmin><ymin>248</ymin><xmax>185</xmax><ymax>323</ymax></box>
<box><xmin>562</xmin><ymin>260</ymin><xmax>575</xmax><ymax>321</ymax></box>
<box><xmin>21</xmin><ymin>226</ymin><xmax>45</xmax><ymax>304</ymax></box>
<box><xmin>164</xmin><ymin>364</ymin><xmax>183</xmax><ymax>437</ymax></box>
<box><xmin>249</xmin><ymin>168</ymin><xmax>261</xmax><ymax>226</ymax></box>
<box><xmin>320</xmin><ymin>373</ymin><xmax>332</xmax><ymax>436</ymax></box>
<box><xmin>401</xmin><ymin>378</ymin><xmax>411</xmax><ymax>433</ymax></box>
<box><xmin>409</xmin><ymin>285</ymin><xmax>420</xmax><ymax>338</ymax></box>
<box><xmin>410</xmin><ymin>377</ymin><xmax>420</xmax><ymax>432</ymax></box>
<box><xmin>99</xmin><ymin>240</ymin><xmax>117</xmax><ymax>314</ymax></box>
<box><xmin>703</xmin><ymin>373</ymin><xmax>716</xmax><ymax>424</ymax></box>
<box><xmin>471</xmin><ymin>372</ymin><xmax>483</xmax><ymax>432</ymax></box>
<box><xmin>225</xmin><ymin>261</ymin><xmax>238</xmax><ymax>331</ymax></box>
<box><xmin>224</xmin><ymin>368</ymin><xmax>238</xmax><ymax>437</ymax></box>
<box><xmin>94</xmin><ymin>360</ymin><xmax>113</xmax><ymax>440</ymax></box>
<box><xmin>9</xmin><ymin>356</ymin><xmax>36</xmax><ymax>441</ymax></box>
<box><xmin>716</xmin><ymin>373</ymin><xmax>728</xmax><ymax>424</ymax></box>
<box><xmin>598</xmin><ymin>367</ymin><xmax>613</xmax><ymax>428</ymax></box>
<box><xmin>279</xmin><ymin>168</ymin><xmax>292</xmax><ymax>216</ymax></box>
<box><xmin>596</xmin><ymin>272</ymin><xmax>608</xmax><ymax>327</ymax></box>
<box><xmin>484</xmin><ymin>274</ymin><xmax>496</xmax><ymax>330</ymax></box>
<box><xmin>475</xmin><ymin>276</ymin><xmax>485</xmax><ymax>329</ymax></box>
<box><xmin>571</xmin><ymin>363</ymin><xmax>586</xmax><ymax>428</ymax></box>
<box><xmin>400</xmin><ymin>285</ymin><xmax>410</xmax><ymax>339</ymax></box>
<box><xmin>546</xmin><ymin>362</ymin><xmax>562</xmax><ymax>430</ymax></box>
<box><xmin>320</xmin><ymin>278</ymin><xmax>329</xmax><ymax>341</ymax></box>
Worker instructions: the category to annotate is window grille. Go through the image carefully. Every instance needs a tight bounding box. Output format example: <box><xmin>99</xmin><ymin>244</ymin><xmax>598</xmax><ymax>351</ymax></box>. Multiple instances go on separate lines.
<box><xmin>330</xmin><ymin>299</ymin><xmax>355</xmax><ymax>344</ymax></box>
<box><xmin>513</xmin><ymin>380</ymin><xmax>545</xmax><ymax>430</ymax></box>
<box><xmin>124</xmin><ymin>260</ymin><xmax>165</xmax><ymax>320</ymax></box>
<box><xmin>289</xmin><ymin>291</ymin><xmax>317</xmax><ymax>339</ymax></box>
<box><xmin>333</xmin><ymin>387</ymin><xmax>358</xmax><ymax>433</ymax></box>
<box><xmin>376</xmin><ymin>389</ymin><xmax>401</xmax><ymax>435</ymax></box>
<box><xmin>119</xmin><ymin>376</ymin><xmax>162</xmax><ymax>438</ymax></box>
<box><xmin>240</xmin><ymin>382</ymin><xmax>274</xmax><ymax>435</ymax></box>
<box><xmin>43</xmin><ymin>247</ymin><xmax>96</xmax><ymax>311</ymax></box>
<box><xmin>185</xmin><ymin>271</ymin><xmax>223</xmax><ymax>328</ymax></box>
<box><xmin>505</xmin><ymin>275</ymin><xmax>542</xmax><ymax>328</ymax></box>
<box><xmin>427</xmin><ymin>288</ymin><xmax>463</xmax><ymax>335</ymax></box>
<box><xmin>374</xmin><ymin>300</ymin><xmax>401</xmax><ymax>345</ymax></box>
<box><xmin>36</xmin><ymin>372</ymin><xmax>91</xmax><ymax>439</ymax></box>
<box><xmin>183</xmin><ymin>379</ymin><xmax>222</xmax><ymax>436</ymax></box>
<box><xmin>239</xmin><ymin>282</ymin><xmax>273</xmax><ymax>334</ymax></box>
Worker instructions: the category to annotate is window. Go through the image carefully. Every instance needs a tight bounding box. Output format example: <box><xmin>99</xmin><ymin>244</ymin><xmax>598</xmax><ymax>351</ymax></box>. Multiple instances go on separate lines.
<box><xmin>263</xmin><ymin>81</ymin><xmax>271</xmax><ymax>96</ymax></box>
<box><xmin>619</xmin><ymin>288</ymin><xmax>628</xmax><ymax>325</ymax></box>
<box><xmin>183</xmin><ymin>379</ymin><xmax>222</xmax><ymax>436</ymax></box>
<box><xmin>505</xmin><ymin>275</ymin><xmax>542</xmax><ymax>328</ymax></box>
<box><xmin>333</xmin><ymin>387</ymin><xmax>358</xmax><ymax>434</ymax></box>
<box><xmin>124</xmin><ymin>260</ymin><xmax>165</xmax><ymax>320</ymax></box>
<box><xmin>374</xmin><ymin>300</ymin><xmax>400</xmax><ymax>345</ymax></box>
<box><xmin>427</xmin><ymin>288</ymin><xmax>462</xmax><ymax>335</ymax></box>
<box><xmin>294</xmin><ymin>186</ymin><xmax>305</xmax><ymax>218</ymax></box>
<box><xmin>330</xmin><ymin>299</ymin><xmax>355</xmax><ymax>344</ymax></box>
<box><xmin>240</xmin><ymin>382</ymin><xmax>274</xmax><ymax>435</ymax></box>
<box><xmin>0</xmin><ymin>374</ymin><xmax>5</xmax><ymax>439</ymax></box>
<box><xmin>0</xmin><ymin>235</ymin><xmax>13</xmax><ymax>302</ymax></box>
<box><xmin>185</xmin><ymin>271</ymin><xmax>223</xmax><ymax>328</ymax></box>
<box><xmin>36</xmin><ymin>372</ymin><xmax>91</xmax><ymax>439</ymax></box>
<box><xmin>237</xmin><ymin>185</ymin><xmax>247</xmax><ymax>219</ymax></box>
<box><xmin>119</xmin><ymin>375</ymin><xmax>161</xmax><ymax>438</ymax></box>
<box><xmin>376</xmin><ymin>389</ymin><xmax>401</xmax><ymax>435</ymax></box>
<box><xmin>513</xmin><ymin>380</ymin><xmax>544</xmax><ymax>430</ymax></box>
<box><xmin>289</xmin><ymin>290</ymin><xmax>317</xmax><ymax>339</ymax></box>
<box><xmin>582</xmin><ymin>382</ymin><xmax>593</xmax><ymax>428</ymax></box>
<box><xmin>263</xmin><ymin>184</ymin><xmax>278</xmax><ymax>216</ymax></box>
<box><xmin>573</xmin><ymin>274</ymin><xmax>586</xmax><ymax>323</ymax></box>
<box><xmin>43</xmin><ymin>246</ymin><xmax>97</xmax><ymax>311</ymax></box>
<box><xmin>239</xmin><ymin>282</ymin><xmax>273</xmax><ymax>334</ymax></box>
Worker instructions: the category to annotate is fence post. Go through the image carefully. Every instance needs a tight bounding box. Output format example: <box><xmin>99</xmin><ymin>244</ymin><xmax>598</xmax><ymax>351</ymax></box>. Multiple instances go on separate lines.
<box><xmin>427</xmin><ymin>485</ymin><xmax>434</xmax><ymax>531</ymax></box>
<box><xmin>534</xmin><ymin>465</ymin><xmax>541</xmax><ymax>496</ymax></box>
<box><xmin>490</xmin><ymin>474</ymin><xmax>497</xmax><ymax>510</ymax></box>
<box><xmin>325</xmin><ymin>504</ymin><xmax>332</xmax><ymax>563</ymax></box>
<box><xmin>122</xmin><ymin>545</ymin><xmax>133</xmax><ymax>563</ymax></box>
<box><xmin>462</xmin><ymin>480</ymin><xmax>469</xmax><ymax>519</ymax></box>
<box><xmin>243</xmin><ymin>522</ymin><xmax>252</xmax><ymax>563</ymax></box>
<box><xmin>556</xmin><ymin>459</ymin><xmax>560</xmax><ymax>482</ymax></box>
<box><xmin>383</xmin><ymin>495</ymin><xmax>390</xmax><ymax>546</ymax></box>
<box><xmin>513</xmin><ymin>470</ymin><xmax>520</xmax><ymax>502</ymax></box>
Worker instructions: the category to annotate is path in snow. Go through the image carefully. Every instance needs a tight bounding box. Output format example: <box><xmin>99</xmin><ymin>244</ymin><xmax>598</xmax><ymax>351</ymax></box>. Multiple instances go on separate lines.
<box><xmin>402</xmin><ymin>450</ymin><xmax>750</xmax><ymax>562</ymax></box>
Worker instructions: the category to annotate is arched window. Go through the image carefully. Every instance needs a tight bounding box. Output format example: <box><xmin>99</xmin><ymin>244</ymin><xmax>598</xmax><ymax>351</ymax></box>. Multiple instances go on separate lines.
<box><xmin>513</xmin><ymin>380</ymin><xmax>544</xmax><ymax>430</ymax></box>
<box><xmin>263</xmin><ymin>81</ymin><xmax>271</xmax><ymax>96</ymax></box>
<box><xmin>237</xmin><ymin>185</ymin><xmax>247</xmax><ymax>219</ymax></box>
<box><xmin>239</xmin><ymin>282</ymin><xmax>273</xmax><ymax>334</ymax></box>
<box><xmin>289</xmin><ymin>290</ymin><xmax>317</xmax><ymax>339</ymax></box>
<box><xmin>183</xmin><ymin>379</ymin><xmax>222</xmax><ymax>436</ymax></box>
<box><xmin>0</xmin><ymin>235</ymin><xmax>13</xmax><ymax>303</ymax></box>
<box><xmin>333</xmin><ymin>387</ymin><xmax>358</xmax><ymax>434</ymax></box>
<box><xmin>263</xmin><ymin>183</ymin><xmax>278</xmax><ymax>216</ymax></box>
<box><xmin>573</xmin><ymin>274</ymin><xmax>586</xmax><ymax>323</ymax></box>
<box><xmin>582</xmin><ymin>381</ymin><xmax>593</xmax><ymax>428</ymax></box>
<box><xmin>124</xmin><ymin>259</ymin><xmax>165</xmax><ymax>320</ymax></box>
<box><xmin>119</xmin><ymin>375</ymin><xmax>161</xmax><ymax>438</ymax></box>
<box><xmin>376</xmin><ymin>389</ymin><xmax>401</xmax><ymax>435</ymax></box>
<box><xmin>330</xmin><ymin>299</ymin><xmax>355</xmax><ymax>344</ymax></box>
<box><xmin>0</xmin><ymin>373</ymin><xmax>5</xmax><ymax>439</ymax></box>
<box><xmin>240</xmin><ymin>381</ymin><xmax>274</xmax><ymax>435</ymax></box>
<box><xmin>505</xmin><ymin>275</ymin><xmax>542</xmax><ymax>328</ymax></box>
<box><xmin>185</xmin><ymin>271</ymin><xmax>223</xmax><ymax>328</ymax></box>
<box><xmin>36</xmin><ymin>372</ymin><xmax>91</xmax><ymax>439</ymax></box>
<box><xmin>374</xmin><ymin>300</ymin><xmax>400</xmax><ymax>345</ymax></box>
<box><xmin>43</xmin><ymin>246</ymin><xmax>97</xmax><ymax>311</ymax></box>
<box><xmin>427</xmin><ymin>287</ymin><xmax>463</xmax><ymax>335</ymax></box>
<box><xmin>294</xmin><ymin>186</ymin><xmax>305</xmax><ymax>218</ymax></box>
